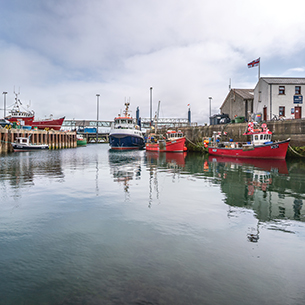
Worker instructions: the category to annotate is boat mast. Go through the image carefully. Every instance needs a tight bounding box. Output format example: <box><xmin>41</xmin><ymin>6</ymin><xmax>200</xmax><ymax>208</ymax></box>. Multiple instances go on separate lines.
<box><xmin>124</xmin><ymin>101</ymin><xmax>130</xmax><ymax>117</ymax></box>
<box><xmin>13</xmin><ymin>88</ymin><xmax>21</xmax><ymax>112</ymax></box>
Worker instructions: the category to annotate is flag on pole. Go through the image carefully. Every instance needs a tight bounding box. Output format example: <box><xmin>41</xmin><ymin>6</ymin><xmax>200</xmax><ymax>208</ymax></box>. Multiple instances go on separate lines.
<box><xmin>248</xmin><ymin>58</ymin><xmax>260</xmax><ymax>68</ymax></box>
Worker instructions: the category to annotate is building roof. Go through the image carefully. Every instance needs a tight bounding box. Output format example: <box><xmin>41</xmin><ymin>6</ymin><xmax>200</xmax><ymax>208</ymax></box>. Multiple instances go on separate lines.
<box><xmin>261</xmin><ymin>77</ymin><xmax>305</xmax><ymax>85</ymax></box>
<box><xmin>220</xmin><ymin>88</ymin><xmax>254</xmax><ymax>109</ymax></box>
<box><xmin>232</xmin><ymin>88</ymin><xmax>254</xmax><ymax>99</ymax></box>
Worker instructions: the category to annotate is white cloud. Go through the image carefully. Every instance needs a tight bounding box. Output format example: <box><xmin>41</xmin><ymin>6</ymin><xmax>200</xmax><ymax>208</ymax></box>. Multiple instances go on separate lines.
<box><xmin>1</xmin><ymin>0</ymin><xmax>305</xmax><ymax>124</ymax></box>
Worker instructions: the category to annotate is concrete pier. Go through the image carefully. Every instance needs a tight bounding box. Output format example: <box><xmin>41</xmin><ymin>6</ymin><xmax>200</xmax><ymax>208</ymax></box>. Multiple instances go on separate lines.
<box><xmin>0</xmin><ymin>128</ymin><xmax>77</xmax><ymax>153</ymax></box>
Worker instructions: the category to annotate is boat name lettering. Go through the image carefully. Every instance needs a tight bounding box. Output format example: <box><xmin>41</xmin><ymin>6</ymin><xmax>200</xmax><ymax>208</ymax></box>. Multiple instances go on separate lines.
<box><xmin>271</xmin><ymin>144</ymin><xmax>279</xmax><ymax>149</ymax></box>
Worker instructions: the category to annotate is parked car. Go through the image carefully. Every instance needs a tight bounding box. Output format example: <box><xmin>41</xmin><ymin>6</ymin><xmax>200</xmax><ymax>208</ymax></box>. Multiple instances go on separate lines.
<box><xmin>219</xmin><ymin>117</ymin><xmax>231</xmax><ymax>124</ymax></box>
<box><xmin>0</xmin><ymin>119</ymin><xmax>13</xmax><ymax>128</ymax></box>
<box><xmin>210</xmin><ymin>113</ymin><xmax>231</xmax><ymax>125</ymax></box>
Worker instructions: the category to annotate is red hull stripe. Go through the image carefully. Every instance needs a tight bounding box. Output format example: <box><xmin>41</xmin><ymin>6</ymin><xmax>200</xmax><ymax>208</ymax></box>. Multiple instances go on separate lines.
<box><xmin>208</xmin><ymin>140</ymin><xmax>289</xmax><ymax>160</ymax></box>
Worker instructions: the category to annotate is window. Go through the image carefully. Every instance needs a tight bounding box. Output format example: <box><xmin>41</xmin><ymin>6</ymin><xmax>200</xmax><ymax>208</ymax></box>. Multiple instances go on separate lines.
<box><xmin>295</xmin><ymin>86</ymin><xmax>301</xmax><ymax>95</ymax></box>
<box><xmin>279</xmin><ymin>106</ymin><xmax>285</xmax><ymax>117</ymax></box>
<box><xmin>279</xmin><ymin>86</ymin><xmax>285</xmax><ymax>95</ymax></box>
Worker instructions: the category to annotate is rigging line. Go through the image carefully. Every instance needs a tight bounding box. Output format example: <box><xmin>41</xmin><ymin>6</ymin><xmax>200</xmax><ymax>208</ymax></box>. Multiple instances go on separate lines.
<box><xmin>288</xmin><ymin>144</ymin><xmax>305</xmax><ymax>158</ymax></box>
<box><xmin>185</xmin><ymin>136</ymin><xmax>205</xmax><ymax>151</ymax></box>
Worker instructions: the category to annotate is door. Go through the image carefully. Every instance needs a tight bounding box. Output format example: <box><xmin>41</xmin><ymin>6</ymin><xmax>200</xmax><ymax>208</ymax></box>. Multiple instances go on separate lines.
<box><xmin>263</xmin><ymin>106</ymin><xmax>267</xmax><ymax>121</ymax></box>
<box><xmin>295</xmin><ymin>106</ymin><xmax>302</xmax><ymax>119</ymax></box>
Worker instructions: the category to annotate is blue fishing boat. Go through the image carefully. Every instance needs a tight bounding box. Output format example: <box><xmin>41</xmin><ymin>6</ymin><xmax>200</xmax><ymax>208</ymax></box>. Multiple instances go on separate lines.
<box><xmin>109</xmin><ymin>102</ymin><xmax>145</xmax><ymax>150</ymax></box>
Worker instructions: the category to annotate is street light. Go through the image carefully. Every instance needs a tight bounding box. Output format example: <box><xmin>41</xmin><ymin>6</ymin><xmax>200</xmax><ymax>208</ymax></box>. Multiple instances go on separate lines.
<box><xmin>209</xmin><ymin>96</ymin><xmax>212</xmax><ymax>124</ymax></box>
<box><xmin>150</xmin><ymin>87</ymin><xmax>153</xmax><ymax>126</ymax></box>
<box><xmin>96</xmin><ymin>94</ymin><xmax>100</xmax><ymax>143</ymax></box>
<box><xmin>2</xmin><ymin>92</ymin><xmax>7</xmax><ymax>118</ymax></box>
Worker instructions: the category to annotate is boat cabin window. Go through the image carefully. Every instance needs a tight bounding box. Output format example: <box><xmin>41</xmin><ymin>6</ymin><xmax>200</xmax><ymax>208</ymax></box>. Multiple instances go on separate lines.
<box><xmin>254</xmin><ymin>135</ymin><xmax>258</xmax><ymax>140</ymax></box>
<box><xmin>120</xmin><ymin>120</ymin><xmax>126</xmax><ymax>124</ymax></box>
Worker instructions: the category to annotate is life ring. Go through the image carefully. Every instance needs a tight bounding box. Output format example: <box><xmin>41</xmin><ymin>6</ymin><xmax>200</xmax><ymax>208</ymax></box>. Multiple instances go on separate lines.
<box><xmin>261</xmin><ymin>123</ymin><xmax>267</xmax><ymax>131</ymax></box>
<box><xmin>16</xmin><ymin>121</ymin><xmax>20</xmax><ymax>126</ymax></box>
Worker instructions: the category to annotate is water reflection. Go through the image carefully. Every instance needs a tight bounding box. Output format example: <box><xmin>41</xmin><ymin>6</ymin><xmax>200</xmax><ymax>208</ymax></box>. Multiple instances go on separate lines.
<box><xmin>145</xmin><ymin>152</ymin><xmax>187</xmax><ymax>207</ymax></box>
<box><xmin>108</xmin><ymin>150</ymin><xmax>142</xmax><ymax>195</ymax></box>
<box><xmin>2</xmin><ymin>146</ymin><xmax>305</xmax><ymax>304</ymax></box>
<box><xmin>146</xmin><ymin>151</ymin><xmax>187</xmax><ymax>169</ymax></box>
<box><xmin>207</xmin><ymin>155</ymin><xmax>305</xmax><ymax>229</ymax></box>
<box><xmin>0</xmin><ymin>151</ymin><xmax>64</xmax><ymax>199</ymax></box>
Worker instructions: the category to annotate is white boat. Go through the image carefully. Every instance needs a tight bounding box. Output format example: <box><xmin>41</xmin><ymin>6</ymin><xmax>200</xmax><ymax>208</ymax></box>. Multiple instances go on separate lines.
<box><xmin>11</xmin><ymin>136</ymin><xmax>49</xmax><ymax>152</ymax></box>
<box><xmin>109</xmin><ymin>102</ymin><xmax>145</xmax><ymax>150</ymax></box>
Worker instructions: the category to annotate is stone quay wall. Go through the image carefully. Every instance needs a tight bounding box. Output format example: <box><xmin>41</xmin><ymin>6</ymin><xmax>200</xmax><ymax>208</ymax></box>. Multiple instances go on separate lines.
<box><xmin>180</xmin><ymin>119</ymin><xmax>305</xmax><ymax>147</ymax></box>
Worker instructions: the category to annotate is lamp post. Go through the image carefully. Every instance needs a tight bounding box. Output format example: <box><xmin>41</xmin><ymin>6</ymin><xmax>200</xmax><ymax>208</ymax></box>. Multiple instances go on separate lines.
<box><xmin>2</xmin><ymin>92</ymin><xmax>7</xmax><ymax>118</ymax></box>
<box><xmin>96</xmin><ymin>94</ymin><xmax>100</xmax><ymax>143</ymax></box>
<box><xmin>209</xmin><ymin>96</ymin><xmax>212</xmax><ymax>124</ymax></box>
<box><xmin>150</xmin><ymin>87</ymin><xmax>153</xmax><ymax>126</ymax></box>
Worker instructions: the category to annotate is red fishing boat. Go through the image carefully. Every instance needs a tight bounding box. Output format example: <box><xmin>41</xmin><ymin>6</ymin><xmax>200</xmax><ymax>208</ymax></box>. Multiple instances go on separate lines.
<box><xmin>146</xmin><ymin>130</ymin><xmax>187</xmax><ymax>152</ymax></box>
<box><xmin>208</xmin><ymin>122</ymin><xmax>290</xmax><ymax>160</ymax></box>
<box><xmin>32</xmin><ymin>115</ymin><xmax>65</xmax><ymax>131</ymax></box>
<box><xmin>5</xmin><ymin>92</ymin><xmax>65</xmax><ymax>130</ymax></box>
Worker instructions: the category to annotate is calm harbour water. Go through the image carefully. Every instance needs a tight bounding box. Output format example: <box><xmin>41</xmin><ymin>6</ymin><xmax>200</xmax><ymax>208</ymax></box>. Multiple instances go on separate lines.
<box><xmin>1</xmin><ymin>144</ymin><xmax>305</xmax><ymax>305</ymax></box>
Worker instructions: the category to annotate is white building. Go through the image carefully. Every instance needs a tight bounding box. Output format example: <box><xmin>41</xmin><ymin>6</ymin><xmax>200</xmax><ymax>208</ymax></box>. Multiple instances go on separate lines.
<box><xmin>253</xmin><ymin>77</ymin><xmax>305</xmax><ymax>120</ymax></box>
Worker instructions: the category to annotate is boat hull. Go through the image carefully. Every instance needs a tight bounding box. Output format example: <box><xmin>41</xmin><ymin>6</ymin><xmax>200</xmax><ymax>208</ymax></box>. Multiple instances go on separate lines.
<box><xmin>146</xmin><ymin>137</ymin><xmax>187</xmax><ymax>152</ymax></box>
<box><xmin>7</xmin><ymin>116</ymin><xmax>34</xmax><ymax>126</ymax></box>
<box><xmin>32</xmin><ymin>116</ymin><xmax>65</xmax><ymax>131</ymax></box>
<box><xmin>208</xmin><ymin>139</ymin><xmax>290</xmax><ymax>159</ymax></box>
<box><xmin>77</xmin><ymin>139</ymin><xmax>87</xmax><ymax>146</ymax></box>
<box><xmin>12</xmin><ymin>144</ymin><xmax>49</xmax><ymax>152</ymax></box>
<box><xmin>109</xmin><ymin>133</ymin><xmax>145</xmax><ymax>150</ymax></box>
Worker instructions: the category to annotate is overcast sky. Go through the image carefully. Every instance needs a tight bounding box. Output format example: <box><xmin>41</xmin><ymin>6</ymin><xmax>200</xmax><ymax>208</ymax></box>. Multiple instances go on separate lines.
<box><xmin>1</xmin><ymin>0</ymin><xmax>305</xmax><ymax>124</ymax></box>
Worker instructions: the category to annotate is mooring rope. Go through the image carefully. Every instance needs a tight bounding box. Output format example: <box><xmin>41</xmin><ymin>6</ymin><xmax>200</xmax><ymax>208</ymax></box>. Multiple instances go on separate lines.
<box><xmin>185</xmin><ymin>136</ymin><xmax>206</xmax><ymax>151</ymax></box>
<box><xmin>288</xmin><ymin>145</ymin><xmax>305</xmax><ymax>158</ymax></box>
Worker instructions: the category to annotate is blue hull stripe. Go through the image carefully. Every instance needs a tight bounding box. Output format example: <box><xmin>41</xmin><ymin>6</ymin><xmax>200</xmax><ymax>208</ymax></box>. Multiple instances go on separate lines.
<box><xmin>109</xmin><ymin>135</ymin><xmax>145</xmax><ymax>149</ymax></box>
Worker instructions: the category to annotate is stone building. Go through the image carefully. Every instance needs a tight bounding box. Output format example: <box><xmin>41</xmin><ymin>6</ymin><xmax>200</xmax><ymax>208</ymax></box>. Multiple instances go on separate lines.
<box><xmin>220</xmin><ymin>88</ymin><xmax>254</xmax><ymax>120</ymax></box>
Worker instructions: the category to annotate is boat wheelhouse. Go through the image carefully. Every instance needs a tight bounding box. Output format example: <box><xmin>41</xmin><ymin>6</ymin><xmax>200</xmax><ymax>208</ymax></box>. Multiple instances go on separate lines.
<box><xmin>5</xmin><ymin>92</ymin><xmax>35</xmax><ymax>126</ymax></box>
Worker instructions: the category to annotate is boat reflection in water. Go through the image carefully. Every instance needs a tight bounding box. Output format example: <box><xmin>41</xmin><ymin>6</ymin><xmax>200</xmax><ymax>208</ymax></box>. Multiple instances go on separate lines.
<box><xmin>145</xmin><ymin>151</ymin><xmax>187</xmax><ymax>207</ymax></box>
<box><xmin>108</xmin><ymin>151</ymin><xmax>142</xmax><ymax>195</ymax></box>
<box><xmin>146</xmin><ymin>151</ymin><xmax>187</xmax><ymax>169</ymax></box>
<box><xmin>207</xmin><ymin>155</ymin><xmax>304</xmax><ymax>242</ymax></box>
<box><xmin>208</xmin><ymin>155</ymin><xmax>288</xmax><ymax>175</ymax></box>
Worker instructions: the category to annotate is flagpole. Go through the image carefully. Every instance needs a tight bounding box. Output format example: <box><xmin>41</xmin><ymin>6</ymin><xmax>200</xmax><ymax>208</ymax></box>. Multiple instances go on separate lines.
<box><xmin>258</xmin><ymin>57</ymin><xmax>261</xmax><ymax>109</ymax></box>
<box><xmin>258</xmin><ymin>57</ymin><xmax>260</xmax><ymax>80</ymax></box>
